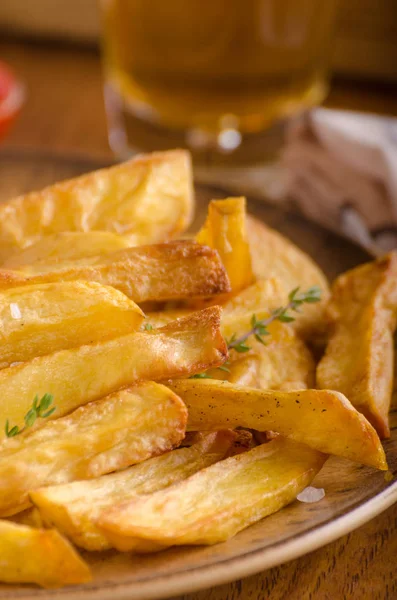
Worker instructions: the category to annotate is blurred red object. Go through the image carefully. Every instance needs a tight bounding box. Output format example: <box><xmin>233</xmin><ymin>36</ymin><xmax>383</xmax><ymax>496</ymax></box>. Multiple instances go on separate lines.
<box><xmin>0</xmin><ymin>61</ymin><xmax>25</xmax><ymax>140</ymax></box>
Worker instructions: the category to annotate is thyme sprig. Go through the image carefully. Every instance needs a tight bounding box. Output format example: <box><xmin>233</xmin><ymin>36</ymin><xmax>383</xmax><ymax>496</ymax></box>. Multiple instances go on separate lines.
<box><xmin>190</xmin><ymin>286</ymin><xmax>321</xmax><ymax>379</ymax></box>
<box><xmin>226</xmin><ymin>285</ymin><xmax>321</xmax><ymax>353</ymax></box>
<box><xmin>5</xmin><ymin>393</ymin><xmax>56</xmax><ymax>438</ymax></box>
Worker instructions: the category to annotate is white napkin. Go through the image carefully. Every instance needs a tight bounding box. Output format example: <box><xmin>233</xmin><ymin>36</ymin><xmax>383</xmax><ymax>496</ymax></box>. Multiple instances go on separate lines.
<box><xmin>283</xmin><ymin>109</ymin><xmax>397</xmax><ymax>254</ymax></box>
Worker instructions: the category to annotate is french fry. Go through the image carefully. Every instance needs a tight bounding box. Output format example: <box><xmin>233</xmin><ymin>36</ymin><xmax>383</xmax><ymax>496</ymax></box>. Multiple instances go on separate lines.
<box><xmin>226</xmin><ymin>429</ymin><xmax>256</xmax><ymax>456</ymax></box>
<box><xmin>0</xmin><ymin>520</ymin><xmax>91</xmax><ymax>588</ymax></box>
<box><xmin>0</xmin><ymin>149</ymin><xmax>194</xmax><ymax>262</ymax></box>
<box><xmin>8</xmin><ymin>507</ymin><xmax>43</xmax><ymax>528</ymax></box>
<box><xmin>220</xmin><ymin>312</ymin><xmax>315</xmax><ymax>390</ymax></box>
<box><xmin>0</xmin><ymin>241</ymin><xmax>231</xmax><ymax>302</ymax></box>
<box><xmin>247</xmin><ymin>216</ymin><xmax>330</xmax><ymax>339</ymax></box>
<box><xmin>196</xmin><ymin>198</ymin><xmax>254</xmax><ymax>294</ymax></box>
<box><xmin>2</xmin><ymin>231</ymin><xmax>131</xmax><ymax>268</ymax></box>
<box><xmin>0</xmin><ymin>382</ymin><xmax>187</xmax><ymax>517</ymax></box>
<box><xmin>30</xmin><ymin>431</ymin><xmax>235</xmax><ymax>551</ymax></box>
<box><xmin>221</xmin><ymin>278</ymin><xmax>286</xmax><ymax>320</ymax></box>
<box><xmin>317</xmin><ymin>252</ymin><xmax>397</xmax><ymax>438</ymax></box>
<box><xmin>98</xmin><ymin>437</ymin><xmax>326</xmax><ymax>549</ymax></box>
<box><xmin>0</xmin><ymin>281</ymin><xmax>144</xmax><ymax>368</ymax></box>
<box><xmin>148</xmin><ymin>308</ymin><xmax>194</xmax><ymax>328</ymax></box>
<box><xmin>0</xmin><ymin>307</ymin><xmax>227</xmax><ymax>441</ymax></box>
<box><xmin>210</xmin><ymin>354</ymin><xmax>260</xmax><ymax>387</ymax></box>
<box><xmin>168</xmin><ymin>379</ymin><xmax>387</xmax><ymax>469</ymax></box>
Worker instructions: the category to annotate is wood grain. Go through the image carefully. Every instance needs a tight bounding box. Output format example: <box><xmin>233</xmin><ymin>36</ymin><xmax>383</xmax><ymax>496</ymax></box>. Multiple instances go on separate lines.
<box><xmin>0</xmin><ymin>41</ymin><xmax>110</xmax><ymax>159</ymax></box>
<box><xmin>0</xmin><ymin>40</ymin><xmax>397</xmax><ymax>600</ymax></box>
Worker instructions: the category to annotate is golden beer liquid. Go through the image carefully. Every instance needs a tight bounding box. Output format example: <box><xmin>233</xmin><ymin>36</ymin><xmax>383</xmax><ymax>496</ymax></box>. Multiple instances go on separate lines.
<box><xmin>101</xmin><ymin>0</ymin><xmax>338</xmax><ymax>156</ymax></box>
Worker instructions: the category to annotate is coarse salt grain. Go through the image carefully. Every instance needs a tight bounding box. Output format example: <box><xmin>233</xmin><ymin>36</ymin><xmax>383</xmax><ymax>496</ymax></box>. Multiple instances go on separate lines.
<box><xmin>10</xmin><ymin>303</ymin><xmax>21</xmax><ymax>319</ymax></box>
<box><xmin>297</xmin><ymin>486</ymin><xmax>325</xmax><ymax>504</ymax></box>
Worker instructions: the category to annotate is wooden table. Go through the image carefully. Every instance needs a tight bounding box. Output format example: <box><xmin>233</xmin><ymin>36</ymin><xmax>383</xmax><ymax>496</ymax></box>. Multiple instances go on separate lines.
<box><xmin>2</xmin><ymin>40</ymin><xmax>397</xmax><ymax>600</ymax></box>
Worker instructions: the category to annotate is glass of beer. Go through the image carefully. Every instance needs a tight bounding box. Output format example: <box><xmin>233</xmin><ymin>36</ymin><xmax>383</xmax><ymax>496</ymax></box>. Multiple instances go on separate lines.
<box><xmin>100</xmin><ymin>0</ymin><xmax>339</xmax><ymax>168</ymax></box>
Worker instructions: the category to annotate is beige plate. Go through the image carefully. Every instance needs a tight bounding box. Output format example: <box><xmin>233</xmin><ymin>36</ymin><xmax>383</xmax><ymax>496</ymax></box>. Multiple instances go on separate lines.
<box><xmin>0</xmin><ymin>150</ymin><xmax>396</xmax><ymax>600</ymax></box>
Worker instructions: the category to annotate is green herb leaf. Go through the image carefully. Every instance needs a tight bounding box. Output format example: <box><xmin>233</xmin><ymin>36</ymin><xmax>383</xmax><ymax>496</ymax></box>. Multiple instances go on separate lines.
<box><xmin>5</xmin><ymin>393</ymin><xmax>56</xmax><ymax>438</ymax></box>
<box><xmin>190</xmin><ymin>372</ymin><xmax>212</xmax><ymax>379</ymax></box>
<box><xmin>41</xmin><ymin>407</ymin><xmax>56</xmax><ymax>418</ymax></box>
<box><xmin>38</xmin><ymin>393</ymin><xmax>54</xmax><ymax>414</ymax></box>
<box><xmin>288</xmin><ymin>286</ymin><xmax>300</xmax><ymax>302</ymax></box>
<box><xmin>144</xmin><ymin>322</ymin><xmax>153</xmax><ymax>331</ymax></box>
<box><xmin>5</xmin><ymin>419</ymin><xmax>19</xmax><ymax>438</ymax></box>
<box><xmin>24</xmin><ymin>409</ymin><xmax>37</xmax><ymax>428</ymax></box>
<box><xmin>304</xmin><ymin>296</ymin><xmax>321</xmax><ymax>303</ymax></box>
<box><xmin>254</xmin><ymin>333</ymin><xmax>267</xmax><ymax>345</ymax></box>
<box><xmin>32</xmin><ymin>394</ymin><xmax>39</xmax><ymax>411</ymax></box>
<box><xmin>233</xmin><ymin>341</ymin><xmax>251</xmax><ymax>353</ymax></box>
<box><xmin>278</xmin><ymin>314</ymin><xmax>295</xmax><ymax>323</ymax></box>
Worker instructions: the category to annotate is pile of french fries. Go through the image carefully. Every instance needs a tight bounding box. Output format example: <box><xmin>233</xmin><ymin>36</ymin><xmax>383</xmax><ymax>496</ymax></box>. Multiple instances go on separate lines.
<box><xmin>0</xmin><ymin>149</ymin><xmax>393</xmax><ymax>589</ymax></box>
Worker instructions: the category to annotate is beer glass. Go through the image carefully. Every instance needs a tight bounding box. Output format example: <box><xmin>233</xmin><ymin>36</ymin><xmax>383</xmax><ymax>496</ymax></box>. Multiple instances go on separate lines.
<box><xmin>100</xmin><ymin>0</ymin><xmax>339</xmax><ymax>167</ymax></box>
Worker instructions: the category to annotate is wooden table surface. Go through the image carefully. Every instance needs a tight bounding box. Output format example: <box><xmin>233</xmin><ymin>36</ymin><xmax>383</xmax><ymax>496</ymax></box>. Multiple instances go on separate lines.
<box><xmin>2</xmin><ymin>40</ymin><xmax>397</xmax><ymax>600</ymax></box>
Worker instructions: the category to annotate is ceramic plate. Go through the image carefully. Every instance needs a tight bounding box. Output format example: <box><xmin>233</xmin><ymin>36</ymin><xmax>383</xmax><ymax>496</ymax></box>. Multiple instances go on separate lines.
<box><xmin>0</xmin><ymin>149</ymin><xmax>396</xmax><ymax>600</ymax></box>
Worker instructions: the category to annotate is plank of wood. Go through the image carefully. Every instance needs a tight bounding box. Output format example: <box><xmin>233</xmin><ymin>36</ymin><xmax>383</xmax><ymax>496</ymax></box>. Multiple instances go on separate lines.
<box><xmin>0</xmin><ymin>41</ymin><xmax>110</xmax><ymax>158</ymax></box>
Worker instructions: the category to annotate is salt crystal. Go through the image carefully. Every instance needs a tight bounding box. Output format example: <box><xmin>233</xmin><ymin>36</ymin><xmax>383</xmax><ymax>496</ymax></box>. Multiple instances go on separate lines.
<box><xmin>297</xmin><ymin>486</ymin><xmax>325</xmax><ymax>504</ymax></box>
<box><xmin>10</xmin><ymin>303</ymin><xmax>21</xmax><ymax>319</ymax></box>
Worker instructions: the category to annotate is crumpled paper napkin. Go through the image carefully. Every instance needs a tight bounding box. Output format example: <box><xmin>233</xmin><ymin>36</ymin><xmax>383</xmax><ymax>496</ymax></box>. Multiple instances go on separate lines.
<box><xmin>282</xmin><ymin>108</ymin><xmax>397</xmax><ymax>255</ymax></box>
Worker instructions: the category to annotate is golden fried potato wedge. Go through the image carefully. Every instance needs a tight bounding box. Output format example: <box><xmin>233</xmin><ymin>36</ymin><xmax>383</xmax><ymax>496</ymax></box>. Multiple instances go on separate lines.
<box><xmin>147</xmin><ymin>308</ymin><xmax>193</xmax><ymax>328</ymax></box>
<box><xmin>0</xmin><ymin>382</ymin><xmax>186</xmax><ymax>517</ymax></box>
<box><xmin>0</xmin><ymin>241</ymin><xmax>231</xmax><ymax>302</ymax></box>
<box><xmin>222</xmin><ymin>278</ymin><xmax>286</xmax><ymax>319</ymax></box>
<box><xmin>0</xmin><ymin>149</ymin><xmax>193</xmax><ymax>262</ymax></box>
<box><xmin>0</xmin><ymin>281</ymin><xmax>144</xmax><ymax>368</ymax></box>
<box><xmin>2</xmin><ymin>231</ymin><xmax>131</xmax><ymax>268</ymax></box>
<box><xmin>169</xmin><ymin>379</ymin><xmax>386</xmax><ymax>469</ymax></box>
<box><xmin>221</xmin><ymin>313</ymin><xmax>315</xmax><ymax>390</ymax></box>
<box><xmin>317</xmin><ymin>252</ymin><xmax>397</xmax><ymax>438</ymax></box>
<box><xmin>209</xmin><ymin>354</ymin><xmax>260</xmax><ymax>387</ymax></box>
<box><xmin>0</xmin><ymin>307</ymin><xmax>227</xmax><ymax>441</ymax></box>
<box><xmin>98</xmin><ymin>437</ymin><xmax>325</xmax><ymax>549</ymax></box>
<box><xmin>196</xmin><ymin>198</ymin><xmax>254</xmax><ymax>294</ymax></box>
<box><xmin>0</xmin><ymin>520</ymin><xmax>91</xmax><ymax>588</ymax></box>
<box><xmin>30</xmin><ymin>431</ymin><xmax>235</xmax><ymax>551</ymax></box>
<box><xmin>205</xmin><ymin>332</ymin><xmax>314</xmax><ymax>390</ymax></box>
<box><xmin>222</xmin><ymin>277</ymin><xmax>307</xmax><ymax>339</ymax></box>
<box><xmin>247</xmin><ymin>216</ymin><xmax>329</xmax><ymax>339</ymax></box>
<box><xmin>8</xmin><ymin>507</ymin><xmax>43</xmax><ymax>528</ymax></box>
<box><xmin>226</xmin><ymin>429</ymin><xmax>256</xmax><ymax>456</ymax></box>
